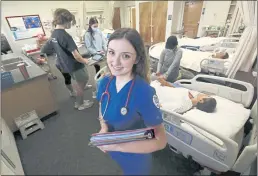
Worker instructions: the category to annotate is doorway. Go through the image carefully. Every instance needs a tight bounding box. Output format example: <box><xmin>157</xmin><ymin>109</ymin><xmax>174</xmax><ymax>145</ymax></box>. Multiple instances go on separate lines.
<box><xmin>152</xmin><ymin>1</ymin><xmax>168</xmax><ymax>44</ymax></box>
<box><xmin>139</xmin><ymin>2</ymin><xmax>152</xmax><ymax>44</ymax></box>
<box><xmin>130</xmin><ymin>7</ymin><xmax>136</xmax><ymax>29</ymax></box>
<box><xmin>139</xmin><ymin>1</ymin><xmax>168</xmax><ymax>45</ymax></box>
<box><xmin>112</xmin><ymin>7</ymin><xmax>121</xmax><ymax>30</ymax></box>
<box><xmin>183</xmin><ymin>1</ymin><xmax>203</xmax><ymax>38</ymax></box>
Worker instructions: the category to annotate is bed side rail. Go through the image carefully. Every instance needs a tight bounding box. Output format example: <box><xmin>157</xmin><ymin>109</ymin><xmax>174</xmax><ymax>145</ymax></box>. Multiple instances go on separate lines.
<box><xmin>200</xmin><ymin>58</ymin><xmax>229</xmax><ymax>75</ymax></box>
<box><xmin>94</xmin><ymin>66</ymin><xmax>108</xmax><ymax>82</ymax></box>
<box><xmin>231</xmin><ymin>101</ymin><xmax>257</xmax><ymax>173</ymax></box>
<box><xmin>161</xmin><ymin>108</ymin><xmax>239</xmax><ymax>166</ymax></box>
<box><xmin>175</xmin><ymin>74</ymin><xmax>254</xmax><ymax>108</ymax></box>
<box><xmin>183</xmin><ymin>46</ymin><xmax>200</xmax><ymax>51</ymax></box>
<box><xmin>213</xmin><ymin>47</ymin><xmax>236</xmax><ymax>55</ymax></box>
<box><xmin>222</xmin><ymin>37</ymin><xmax>240</xmax><ymax>43</ymax></box>
<box><xmin>219</xmin><ymin>42</ymin><xmax>239</xmax><ymax>48</ymax></box>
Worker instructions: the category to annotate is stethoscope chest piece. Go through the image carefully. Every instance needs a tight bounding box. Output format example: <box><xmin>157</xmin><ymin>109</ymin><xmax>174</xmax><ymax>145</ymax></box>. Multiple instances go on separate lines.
<box><xmin>120</xmin><ymin>107</ymin><xmax>128</xmax><ymax>116</ymax></box>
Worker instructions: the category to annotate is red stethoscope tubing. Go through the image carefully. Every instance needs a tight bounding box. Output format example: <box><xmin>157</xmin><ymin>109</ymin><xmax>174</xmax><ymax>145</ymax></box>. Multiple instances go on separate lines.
<box><xmin>100</xmin><ymin>76</ymin><xmax>135</xmax><ymax>117</ymax></box>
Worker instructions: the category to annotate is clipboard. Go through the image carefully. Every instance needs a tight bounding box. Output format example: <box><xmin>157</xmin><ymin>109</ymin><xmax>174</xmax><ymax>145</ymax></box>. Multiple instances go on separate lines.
<box><xmin>92</xmin><ymin>53</ymin><xmax>104</xmax><ymax>61</ymax></box>
<box><xmin>89</xmin><ymin>128</ymin><xmax>155</xmax><ymax>147</ymax></box>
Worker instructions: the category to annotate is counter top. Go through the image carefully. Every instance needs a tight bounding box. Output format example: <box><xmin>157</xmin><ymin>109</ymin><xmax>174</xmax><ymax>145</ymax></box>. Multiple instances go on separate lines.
<box><xmin>1</xmin><ymin>53</ymin><xmax>47</xmax><ymax>90</ymax></box>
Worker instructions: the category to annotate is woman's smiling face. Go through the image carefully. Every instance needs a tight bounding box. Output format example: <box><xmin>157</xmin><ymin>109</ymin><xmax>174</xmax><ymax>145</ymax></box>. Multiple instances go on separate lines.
<box><xmin>106</xmin><ymin>38</ymin><xmax>137</xmax><ymax>77</ymax></box>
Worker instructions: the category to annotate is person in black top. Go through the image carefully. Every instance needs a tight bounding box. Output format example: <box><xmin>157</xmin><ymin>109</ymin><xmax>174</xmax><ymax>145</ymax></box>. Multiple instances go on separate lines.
<box><xmin>42</xmin><ymin>8</ymin><xmax>94</xmax><ymax>110</ymax></box>
<box><xmin>41</xmin><ymin>38</ymin><xmax>77</xmax><ymax>97</ymax></box>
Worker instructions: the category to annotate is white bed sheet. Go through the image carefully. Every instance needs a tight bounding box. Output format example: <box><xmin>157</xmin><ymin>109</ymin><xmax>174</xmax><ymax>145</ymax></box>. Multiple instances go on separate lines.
<box><xmin>149</xmin><ymin>42</ymin><xmax>165</xmax><ymax>59</ymax></box>
<box><xmin>151</xmin><ymin>81</ymin><xmax>251</xmax><ymax>140</ymax></box>
<box><xmin>180</xmin><ymin>49</ymin><xmax>234</xmax><ymax>72</ymax></box>
<box><xmin>179</xmin><ymin>37</ymin><xmax>226</xmax><ymax>47</ymax></box>
<box><xmin>149</xmin><ymin>37</ymin><xmax>227</xmax><ymax>59</ymax></box>
<box><xmin>180</xmin><ymin>49</ymin><xmax>212</xmax><ymax>72</ymax></box>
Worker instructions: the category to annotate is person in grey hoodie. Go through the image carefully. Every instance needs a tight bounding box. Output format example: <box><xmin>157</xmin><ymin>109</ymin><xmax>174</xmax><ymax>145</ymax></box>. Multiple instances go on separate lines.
<box><xmin>152</xmin><ymin>36</ymin><xmax>183</xmax><ymax>83</ymax></box>
<box><xmin>84</xmin><ymin>17</ymin><xmax>107</xmax><ymax>75</ymax></box>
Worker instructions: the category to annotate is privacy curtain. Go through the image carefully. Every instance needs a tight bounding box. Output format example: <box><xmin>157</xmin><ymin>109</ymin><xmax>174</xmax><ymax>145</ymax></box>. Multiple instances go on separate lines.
<box><xmin>226</xmin><ymin>1</ymin><xmax>257</xmax><ymax>78</ymax></box>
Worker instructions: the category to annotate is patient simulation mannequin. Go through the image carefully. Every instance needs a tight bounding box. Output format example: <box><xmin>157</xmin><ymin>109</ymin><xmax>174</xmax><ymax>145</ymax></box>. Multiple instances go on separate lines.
<box><xmin>211</xmin><ymin>52</ymin><xmax>229</xmax><ymax>59</ymax></box>
<box><xmin>155</xmin><ymin>78</ymin><xmax>217</xmax><ymax>113</ymax></box>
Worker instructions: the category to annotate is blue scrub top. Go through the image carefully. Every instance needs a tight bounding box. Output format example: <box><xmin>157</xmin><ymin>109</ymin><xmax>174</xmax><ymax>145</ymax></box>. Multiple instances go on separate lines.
<box><xmin>97</xmin><ymin>75</ymin><xmax>163</xmax><ymax>175</ymax></box>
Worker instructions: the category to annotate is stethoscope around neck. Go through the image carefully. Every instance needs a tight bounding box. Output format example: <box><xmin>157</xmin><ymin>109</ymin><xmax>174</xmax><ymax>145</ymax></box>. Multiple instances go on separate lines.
<box><xmin>100</xmin><ymin>76</ymin><xmax>135</xmax><ymax>118</ymax></box>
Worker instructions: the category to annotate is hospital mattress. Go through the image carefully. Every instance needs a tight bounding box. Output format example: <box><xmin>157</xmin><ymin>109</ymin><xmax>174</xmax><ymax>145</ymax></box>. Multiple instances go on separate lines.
<box><xmin>181</xmin><ymin>49</ymin><xmax>233</xmax><ymax>73</ymax></box>
<box><xmin>179</xmin><ymin>37</ymin><xmax>226</xmax><ymax>48</ymax></box>
<box><xmin>151</xmin><ymin>81</ymin><xmax>251</xmax><ymax>141</ymax></box>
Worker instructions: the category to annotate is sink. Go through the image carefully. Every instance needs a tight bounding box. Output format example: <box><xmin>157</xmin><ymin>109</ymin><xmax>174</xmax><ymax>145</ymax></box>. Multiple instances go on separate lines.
<box><xmin>2</xmin><ymin>62</ymin><xmax>29</xmax><ymax>72</ymax></box>
<box><xmin>1</xmin><ymin>57</ymin><xmax>24</xmax><ymax>65</ymax></box>
<box><xmin>1</xmin><ymin>57</ymin><xmax>31</xmax><ymax>72</ymax></box>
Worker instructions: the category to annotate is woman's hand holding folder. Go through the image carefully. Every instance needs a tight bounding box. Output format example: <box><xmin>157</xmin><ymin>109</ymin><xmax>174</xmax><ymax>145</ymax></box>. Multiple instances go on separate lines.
<box><xmin>97</xmin><ymin>116</ymin><xmax>109</xmax><ymax>153</ymax></box>
<box><xmin>98</xmin><ymin>116</ymin><xmax>108</xmax><ymax>133</ymax></box>
<box><xmin>92</xmin><ymin>116</ymin><xmax>167</xmax><ymax>154</ymax></box>
<box><xmin>96</xmin><ymin>116</ymin><xmax>121</xmax><ymax>153</ymax></box>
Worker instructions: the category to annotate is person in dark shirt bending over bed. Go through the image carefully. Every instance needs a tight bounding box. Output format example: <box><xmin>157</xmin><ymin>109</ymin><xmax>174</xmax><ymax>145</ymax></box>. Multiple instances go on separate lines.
<box><xmin>157</xmin><ymin>78</ymin><xmax>217</xmax><ymax>113</ymax></box>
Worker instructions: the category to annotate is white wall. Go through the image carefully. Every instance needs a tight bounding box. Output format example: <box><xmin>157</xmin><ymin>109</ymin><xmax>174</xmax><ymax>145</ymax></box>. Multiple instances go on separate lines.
<box><xmin>165</xmin><ymin>1</ymin><xmax>174</xmax><ymax>41</ymax></box>
<box><xmin>1</xmin><ymin>1</ymin><xmax>109</xmax><ymax>53</ymax></box>
<box><xmin>84</xmin><ymin>1</ymin><xmax>110</xmax><ymax>29</ymax></box>
<box><xmin>171</xmin><ymin>1</ymin><xmax>184</xmax><ymax>33</ymax></box>
<box><xmin>197</xmin><ymin>1</ymin><xmax>231</xmax><ymax>36</ymax></box>
<box><xmin>122</xmin><ymin>1</ymin><xmax>136</xmax><ymax>28</ymax></box>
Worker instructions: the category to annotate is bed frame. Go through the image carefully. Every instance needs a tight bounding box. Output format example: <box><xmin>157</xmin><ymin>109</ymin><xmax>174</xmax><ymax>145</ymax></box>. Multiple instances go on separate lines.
<box><xmin>175</xmin><ymin>74</ymin><xmax>254</xmax><ymax>107</ymax></box>
<box><xmin>161</xmin><ymin>74</ymin><xmax>256</xmax><ymax>175</ymax></box>
<box><xmin>149</xmin><ymin>40</ymin><xmax>239</xmax><ymax>76</ymax></box>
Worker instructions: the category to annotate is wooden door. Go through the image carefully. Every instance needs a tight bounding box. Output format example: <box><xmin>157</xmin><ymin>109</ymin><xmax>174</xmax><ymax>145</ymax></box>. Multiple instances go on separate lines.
<box><xmin>152</xmin><ymin>1</ymin><xmax>168</xmax><ymax>44</ymax></box>
<box><xmin>112</xmin><ymin>7</ymin><xmax>121</xmax><ymax>30</ymax></box>
<box><xmin>139</xmin><ymin>2</ymin><xmax>152</xmax><ymax>44</ymax></box>
<box><xmin>131</xmin><ymin>7</ymin><xmax>136</xmax><ymax>29</ymax></box>
<box><xmin>183</xmin><ymin>1</ymin><xmax>203</xmax><ymax>38</ymax></box>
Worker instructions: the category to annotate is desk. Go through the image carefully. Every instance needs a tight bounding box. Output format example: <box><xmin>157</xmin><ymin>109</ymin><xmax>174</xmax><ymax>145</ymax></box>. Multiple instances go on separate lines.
<box><xmin>1</xmin><ymin>53</ymin><xmax>58</xmax><ymax>132</ymax></box>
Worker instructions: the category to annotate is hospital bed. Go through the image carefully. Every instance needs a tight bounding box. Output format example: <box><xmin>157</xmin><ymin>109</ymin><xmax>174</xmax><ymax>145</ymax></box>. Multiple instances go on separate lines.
<box><xmin>151</xmin><ymin>74</ymin><xmax>257</xmax><ymax>175</ymax></box>
<box><xmin>174</xmin><ymin>36</ymin><xmax>237</xmax><ymax>51</ymax></box>
<box><xmin>149</xmin><ymin>40</ymin><xmax>238</xmax><ymax>76</ymax></box>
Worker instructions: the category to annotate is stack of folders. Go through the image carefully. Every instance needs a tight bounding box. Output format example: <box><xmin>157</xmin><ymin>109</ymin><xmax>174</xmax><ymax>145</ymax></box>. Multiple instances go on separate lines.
<box><xmin>89</xmin><ymin>128</ymin><xmax>155</xmax><ymax>147</ymax></box>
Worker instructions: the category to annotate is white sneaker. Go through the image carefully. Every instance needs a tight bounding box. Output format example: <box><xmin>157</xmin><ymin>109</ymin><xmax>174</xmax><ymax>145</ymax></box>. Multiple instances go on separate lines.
<box><xmin>69</xmin><ymin>91</ymin><xmax>76</xmax><ymax>97</ymax></box>
<box><xmin>84</xmin><ymin>84</ymin><xmax>93</xmax><ymax>90</ymax></box>
<box><xmin>92</xmin><ymin>91</ymin><xmax>97</xmax><ymax>99</ymax></box>
<box><xmin>74</xmin><ymin>100</ymin><xmax>89</xmax><ymax>109</ymax></box>
<box><xmin>78</xmin><ymin>100</ymin><xmax>94</xmax><ymax>110</ymax></box>
<box><xmin>74</xmin><ymin>102</ymin><xmax>80</xmax><ymax>109</ymax></box>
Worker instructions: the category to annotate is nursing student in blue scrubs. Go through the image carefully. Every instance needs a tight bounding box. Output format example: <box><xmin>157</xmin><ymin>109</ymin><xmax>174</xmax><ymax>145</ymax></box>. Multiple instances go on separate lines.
<box><xmin>95</xmin><ymin>28</ymin><xmax>167</xmax><ymax>175</ymax></box>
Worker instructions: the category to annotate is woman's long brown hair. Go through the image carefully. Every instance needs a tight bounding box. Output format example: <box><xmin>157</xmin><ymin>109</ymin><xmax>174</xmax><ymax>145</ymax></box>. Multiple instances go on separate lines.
<box><xmin>107</xmin><ymin>28</ymin><xmax>150</xmax><ymax>83</ymax></box>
